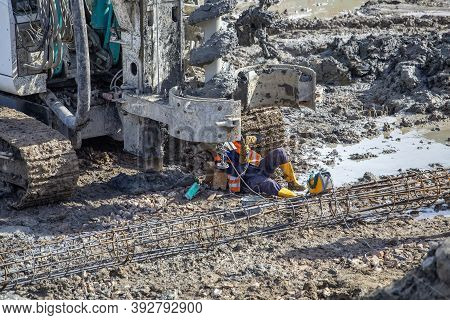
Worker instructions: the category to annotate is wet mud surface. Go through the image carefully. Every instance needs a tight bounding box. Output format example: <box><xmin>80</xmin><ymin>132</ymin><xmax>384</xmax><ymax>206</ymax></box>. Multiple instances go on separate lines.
<box><xmin>0</xmin><ymin>0</ymin><xmax>449</xmax><ymax>299</ymax></box>
<box><xmin>229</xmin><ymin>0</ymin><xmax>450</xmax><ymax>179</ymax></box>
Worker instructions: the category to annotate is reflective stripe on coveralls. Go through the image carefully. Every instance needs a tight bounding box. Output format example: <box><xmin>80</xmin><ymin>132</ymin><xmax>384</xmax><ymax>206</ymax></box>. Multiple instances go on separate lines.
<box><xmin>226</xmin><ymin>142</ymin><xmax>262</xmax><ymax>193</ymax></box>
<box><xmin>227</xmin><ymin>175</ymin><xmax>241</xmax><ymax>192</ymax></box>
<box><xmin>231</xmin><ymin>141</ymin><xmax>261</xmax><ymax>166</ymax></box>
<box><xmin>248</xmin><ymin>150</ymin><xmax>261</xmax><ymax>166</ymax></box>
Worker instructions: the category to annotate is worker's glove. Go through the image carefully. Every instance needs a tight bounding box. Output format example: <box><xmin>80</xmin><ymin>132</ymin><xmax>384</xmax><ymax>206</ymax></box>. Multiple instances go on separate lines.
<box><xmin>239</xmin><ymin>144</ymin><xmax>250</xmax><ymax>164</ymax></box>
<box><xmin>239</xmin><ymin>135</ymin><xmax>257</xmax><ymax>164</ymax></box>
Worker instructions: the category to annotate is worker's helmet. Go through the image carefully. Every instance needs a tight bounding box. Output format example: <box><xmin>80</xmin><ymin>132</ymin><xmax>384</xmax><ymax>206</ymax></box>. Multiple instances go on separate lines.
<box><xmin>307</xmin><ymin>170</ymin><xmax>333</xmax><ymax>195</ymax></box>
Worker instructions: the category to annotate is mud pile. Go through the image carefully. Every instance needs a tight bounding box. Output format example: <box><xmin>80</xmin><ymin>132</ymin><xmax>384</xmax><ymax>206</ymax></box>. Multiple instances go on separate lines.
<box><xmin>357</xmin><ymin>32</ymin><xmax>449</xmax><ymax>115</ymax></box>
<box><xmin>285</xmin><ymin>11</ymin><xmax>449</xmax><ymax>31</ymax></box>
<box><xmin>289</xmin><ymin>32</ymin><xmax>449</xmax><ymax>115</ymax></box>
<box><xmin>190</xmin><ymin>27</ymin><xmax>238</xmax><ymax>67</ymax></box>
<box><xmin>372</xmin><ymin>238</ymin><xmax>450</xmax><ymax>299</ymax></box>
<box><xmin>232</xmin><ymin>0</ymin><xmax>449</xmax><ymax>118</ymax></box>
<box><xmin>187</xmin><ymin>65</ymin><xmax>237</xmax><ymax>99</ymax></box>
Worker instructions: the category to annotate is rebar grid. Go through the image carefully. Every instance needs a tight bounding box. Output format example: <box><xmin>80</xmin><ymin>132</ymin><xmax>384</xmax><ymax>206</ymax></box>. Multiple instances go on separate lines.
<box><xmin>0</xmin><ymin>169</ymin><xmax>448</xmax><ymax>290</ymax></box>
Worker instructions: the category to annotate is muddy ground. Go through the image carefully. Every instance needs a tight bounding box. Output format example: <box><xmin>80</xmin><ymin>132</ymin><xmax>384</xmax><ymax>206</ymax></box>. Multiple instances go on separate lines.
<box><xmin>0</xmin><ymin>0</ymin><xmax>449</xmax><ymax>299</ymax></box>
<box><xmin>229</xmin><ymin>0</ymin><xmax>450</xmax><ymax>173</ymax></box>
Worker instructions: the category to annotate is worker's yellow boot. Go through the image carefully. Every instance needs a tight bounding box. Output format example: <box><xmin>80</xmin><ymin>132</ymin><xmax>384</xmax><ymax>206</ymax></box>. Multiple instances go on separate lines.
<box><xmin>278</xmin><ymin>187</ymin><xmax>297</xmax><ymax>198</ymax></box>
<box><xmin>280</xmin><ymin>162</ymin><xmax>305</xmax><ymax>191</ymax></box>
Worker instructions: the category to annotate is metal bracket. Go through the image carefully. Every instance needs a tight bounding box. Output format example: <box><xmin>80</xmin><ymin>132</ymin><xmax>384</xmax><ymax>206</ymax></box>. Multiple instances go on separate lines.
<box><xmin>121</xmin><ymin>87</ymin><xmax>241</xmax><ymax>144</ymax></box>
<box><xmin>235</xmin><ymin>64</ymin><xmax>317</xmax><ymax>111</ymax></box>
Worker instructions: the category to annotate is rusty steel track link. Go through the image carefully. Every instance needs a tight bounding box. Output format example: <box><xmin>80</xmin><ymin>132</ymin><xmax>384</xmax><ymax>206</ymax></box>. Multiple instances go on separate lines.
<box><xmin>0</xmin><ymin>169</ymin><xmax>448</xmax><ymax>290</ymax></box>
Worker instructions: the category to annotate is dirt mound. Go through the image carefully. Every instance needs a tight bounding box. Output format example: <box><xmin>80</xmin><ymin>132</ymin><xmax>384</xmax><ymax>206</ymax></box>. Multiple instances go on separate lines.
<box><xmin>283</xmin><ymin>31</ymin><xmax>449</xmax><ymax>116</ymax></box>
<box><xmin>372</xmin><ymin>238</ymin><xmax>450</xmax><ymax>299</ymax></box>
<box><xmin>284</xmin><ymin>12</ymin><xmax>449</xmax><ymax>31</ymax></box>
<box><xmin>359</xmin><ymin>32</ymin><xmax>450</xmax><ymax>115</ymax></box>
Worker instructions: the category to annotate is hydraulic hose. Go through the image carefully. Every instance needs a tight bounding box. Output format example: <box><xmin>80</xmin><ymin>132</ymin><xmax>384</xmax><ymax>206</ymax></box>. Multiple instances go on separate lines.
<box><xmin>70</xmin><ymin>0</ymin><xmax>91</xmax><ymax>128</ymax></box>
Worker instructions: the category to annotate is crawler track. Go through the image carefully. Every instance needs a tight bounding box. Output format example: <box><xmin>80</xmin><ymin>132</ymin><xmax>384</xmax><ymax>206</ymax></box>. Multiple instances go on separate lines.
<box><xmin>0</xmin><ymin>107</ymin><xmax>79</xmax><ymax>209</ymax></box>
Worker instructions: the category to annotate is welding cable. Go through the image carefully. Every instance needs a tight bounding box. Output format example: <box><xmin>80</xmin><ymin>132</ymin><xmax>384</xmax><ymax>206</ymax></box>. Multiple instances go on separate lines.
<box><xmin>21</xmin><ymin>0</ymin><xmax>73</xmax><ymax>72</ymax></box>
<box><xmin>23</xmin><ymin>0</ymin><xmax>53</xmax><ymax>70</ymax></box>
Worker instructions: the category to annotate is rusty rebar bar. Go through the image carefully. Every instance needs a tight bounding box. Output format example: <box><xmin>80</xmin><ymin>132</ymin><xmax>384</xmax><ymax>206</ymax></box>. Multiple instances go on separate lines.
<box><xmin>0</xmin><ymin>169</ymin><xmax>448</xmax><ymax>291</ymax></box>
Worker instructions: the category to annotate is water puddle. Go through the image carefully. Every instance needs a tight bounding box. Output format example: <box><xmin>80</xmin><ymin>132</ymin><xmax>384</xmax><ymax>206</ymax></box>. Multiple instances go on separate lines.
<box><xmin>237</xmin><ymin>0</ymin><xmax>366</xmax><ymax>19</ymax></box>
<box><xmin>306</xmin><ymin>121</ymin><xmax>450</xmax><ymax>187</ymax></box>
<box><xmin>371</xmin><ymin>4</ymin><xmax>450</xmax><ymax>17</ymax></box>
<box><xmin>415</xmin><ymin>207</ymin><xmax>450</xmax><ymax>220</ymax></box>
<box><xmin>405</xmin><ymin>199</ymin><xmax>450</xmax><ymax>220</ymax></box>
<box><xmin>300</xmin><ymin>121</ymin><xmax>450</xmax><ymax>220</ymax></box>
<box><xmin>270</xmin><ymin>0</ymin><xmax>366</xmax><ymax>19</ymax></box>
<box><xmin>422</xmin><ymin>127</ymin><xmax>450</xmax><ymax>145</ymax></box>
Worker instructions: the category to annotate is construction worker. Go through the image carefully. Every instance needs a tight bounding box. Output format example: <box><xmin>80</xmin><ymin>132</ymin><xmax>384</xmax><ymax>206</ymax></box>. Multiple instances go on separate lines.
<box><xmin>221</xmin><ymin>137</ymin><xmax>304</xmax><ymax>198</ymax></box>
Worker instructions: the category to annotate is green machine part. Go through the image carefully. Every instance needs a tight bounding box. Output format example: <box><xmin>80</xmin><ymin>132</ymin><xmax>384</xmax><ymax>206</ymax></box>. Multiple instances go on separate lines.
<box><xmin>52</xmin><ymin>0</ymin><xmax>121</xmax><ymax>76</ymax></box>
<box><xmin>90</xmin><ymin>0</ymin><xmax>121</xmax><ymax>65</ymax></box>
<box><xmin>52</xmin><ymin>0</ymin><xmax>64</xmax><ymax>76</ymax></box>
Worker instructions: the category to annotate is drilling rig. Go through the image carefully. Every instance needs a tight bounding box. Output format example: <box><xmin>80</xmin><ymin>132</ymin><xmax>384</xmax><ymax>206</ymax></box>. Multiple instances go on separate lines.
<box><xmin>0</xmin><ymin>0</ymin><xmax>316</xmax><ymax>209</ymax></box>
